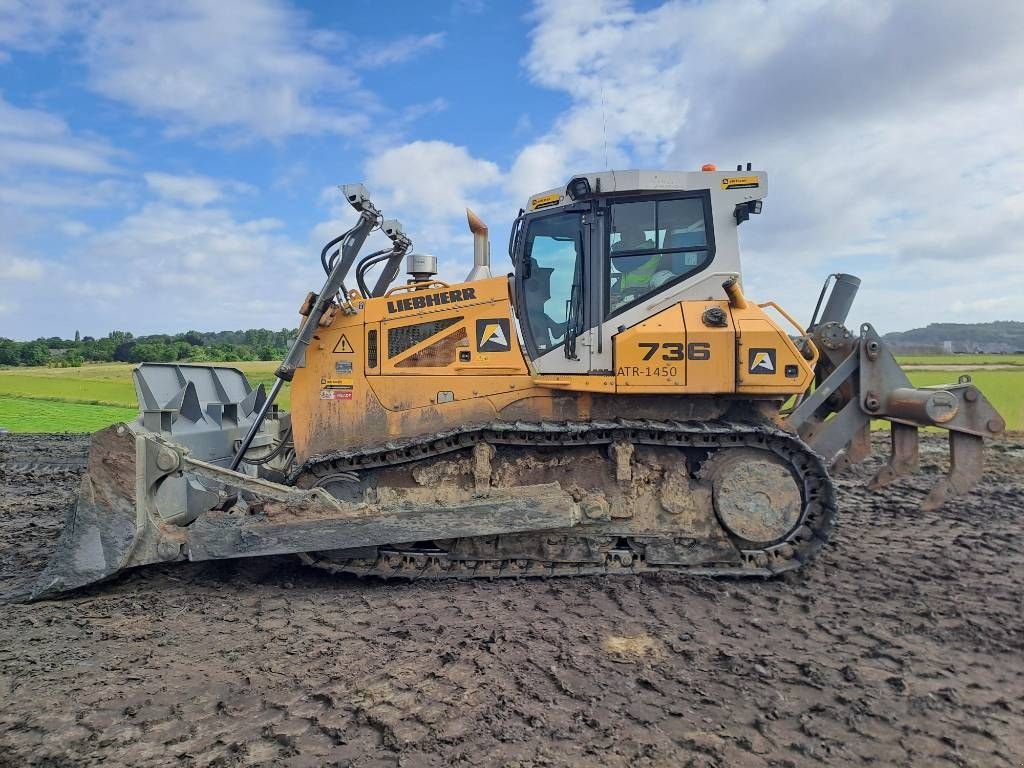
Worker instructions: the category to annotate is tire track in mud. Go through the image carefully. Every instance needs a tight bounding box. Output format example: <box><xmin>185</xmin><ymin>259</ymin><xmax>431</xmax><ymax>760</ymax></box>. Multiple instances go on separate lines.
<box><xmin>0</xmin><ymin>433</ymin><xmax>1022</xmax><ymax>767</ymax></box>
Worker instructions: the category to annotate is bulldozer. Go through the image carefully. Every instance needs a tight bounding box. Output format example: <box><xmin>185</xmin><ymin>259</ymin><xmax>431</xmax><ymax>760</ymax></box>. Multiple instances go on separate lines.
<box><xmin>28</xmin><ymin>166</ymin><xmax>1005</xmax><ymax>598</ymax></box>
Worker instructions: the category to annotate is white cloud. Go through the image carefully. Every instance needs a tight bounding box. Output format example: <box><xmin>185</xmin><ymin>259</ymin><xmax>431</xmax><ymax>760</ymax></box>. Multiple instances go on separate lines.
<box><xmin>144</xmin><ymin>172</ymin><xmax>254</xmax><ymax>207</ymax></box>
<box><xmin>517</xmin><ymin>0</ymin><xmax>1024</xmax><ymax>329</ymax></box>
<box><xmin>57</xmin><ymin>220</ymin><xmax>92</xmax><ymax>237</ymax></box>
<box><xmin>6</xmin><ymin>201</ymin><xmax>317</xmax><ymax>335</ymax></box>
<box><xmin>363</xmin><ymin>140</ymin><xmax>506</xmax><ymax>279</ymax></box>
<box><xmin>507</xmin><ymin>142</ymin><xmax>566</xmax><ymax>204</ymax></box>
<box><xmin>0</xmin><ymin>254</ymin><xmax>44</xmax><ymax>281</ymax></box>
<box><xmin>366</xmin><ymin>140</ymin><xmax>501</xmax><ymax>221</ymax></box>
<box><xmin>3</xmin><ymin>3</ymin><xmax>451</xmax><ymax>147</ymax></box>
<box><xmin>0</xmin><ymin>92</ymin><xmax>67</xmax><ymax>137</ymax></box>
<box><xmin>0</xmin><ymin>136</ymin><xmax>118</xmax><ymax>174</ymax></box>
<box><xmin>0</xmin><ymin>178</ymin><xmax>128</xmax><ymax>208</ymax></box>
<box><xmin>0</xmin><ymin>0</ymin><xmax>80</xmax><ymax>57</ymax></box>
<box><xmin>515</xmin><ymin>0</ymin><xmax>687</xmax><ymax>182</ymax></box>
<box><xmin>40</xmin><ymin>202</ymin><xmax>320</xmax><ymax>335</ymax></box>
<box><xmin>358</xmin><ymin>32</ymin><xmax>445</xmax><ymax>69</ymax></box>
<box><xmin>0</xmin><ymin>93</ymin><xmax>118</xmax><ymax>174</ymax></box>
<box><xmin>81</xmin><ymin>0</ymin><xmax>376</xmax><ymax>141</ymax></box>
<box><xmin>306</xmin><ymin>141</ymin><xmax>508</xmax><ymax>288</ymax></box>
<box><xmin>2</xmin><ymin>200</ymin><xmax>318</xmax><ymax>339</ymax></box>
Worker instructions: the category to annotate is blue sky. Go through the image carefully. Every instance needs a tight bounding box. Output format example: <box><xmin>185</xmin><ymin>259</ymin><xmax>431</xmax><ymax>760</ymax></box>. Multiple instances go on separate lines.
<box><xmin>1</xmin><ymin>0</ymin><xmax>1022</xmax><ymax>340</ymax></box>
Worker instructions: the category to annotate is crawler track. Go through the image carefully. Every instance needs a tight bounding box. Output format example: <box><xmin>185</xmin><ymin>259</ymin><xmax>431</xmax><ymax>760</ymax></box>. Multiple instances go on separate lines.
<box><xmin>292</xmin><ymin>419</ymin><xmax>838</xmax><ymax>579</ymax></box>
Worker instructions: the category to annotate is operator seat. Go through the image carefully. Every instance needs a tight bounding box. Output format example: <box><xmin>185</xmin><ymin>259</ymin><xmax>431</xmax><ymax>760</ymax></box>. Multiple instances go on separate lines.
<box><xmin>523</xmin><ymin>258</ymin><xmax>566</xmax><ymax>351</ymax></box>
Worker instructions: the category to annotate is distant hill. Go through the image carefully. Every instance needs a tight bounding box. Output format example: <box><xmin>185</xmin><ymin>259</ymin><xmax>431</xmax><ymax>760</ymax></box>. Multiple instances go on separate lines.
<box><xmin>883</xmin><ymin>321</ymin><xmax>1024</xmax><ymax>354</ymax></box>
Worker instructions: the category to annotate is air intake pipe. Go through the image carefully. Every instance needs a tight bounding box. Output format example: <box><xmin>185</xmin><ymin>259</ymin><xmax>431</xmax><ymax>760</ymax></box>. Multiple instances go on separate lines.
<box><xmin>466</xmin><ymin>208</ymin><xmax>492</xmax><ymax>281</ymax></box>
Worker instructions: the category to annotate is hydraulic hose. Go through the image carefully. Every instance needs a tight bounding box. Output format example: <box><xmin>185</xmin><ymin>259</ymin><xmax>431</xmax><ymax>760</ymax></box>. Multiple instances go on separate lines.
<box><xmin>320</xmin><ymin>226</ymin><xmax>355</xmax><ymax>275</ymax></box>
<box><xmin>355</xmin><ymin>249</ymin><xmax>393</xmax><ymax>297</ymax></box>
<box><xmin>229</xmin><ymin>377</ymin><xmax>285</xmax><ymax>472</ymax></box>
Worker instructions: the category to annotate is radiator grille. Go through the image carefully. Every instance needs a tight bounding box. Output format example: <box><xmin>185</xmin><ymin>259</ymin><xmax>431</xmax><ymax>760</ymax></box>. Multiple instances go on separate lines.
<box><xmin>388</xmin><ymin>317</ymin><xmax>461</xmax><ymax>358</ymax></box>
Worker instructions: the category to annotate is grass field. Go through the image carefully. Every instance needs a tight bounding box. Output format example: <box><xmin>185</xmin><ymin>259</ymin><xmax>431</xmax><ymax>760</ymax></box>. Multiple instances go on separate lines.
<box><xmin>900</xmin><ymin>369</ymin><xmax>1022</xmax><ymax>437</ymax></box>
<box><xmin>0</xmin><ymin>396</ymin><xmax>138</xmax><ymax>433</ymax></box>
<box><xmin>0</xmin><ymin>358</ymin><xmax>1020</xmax><ymax>434</ymax></box>
<box><xmin>0</xmin><ymin>362</ymin><xmax>288</xmax><ymax>433</ymax></box>
<box><xmin>895</xmin><ymin>354</ymin><xmax>1024</xmax><ymax>366</ymax></box>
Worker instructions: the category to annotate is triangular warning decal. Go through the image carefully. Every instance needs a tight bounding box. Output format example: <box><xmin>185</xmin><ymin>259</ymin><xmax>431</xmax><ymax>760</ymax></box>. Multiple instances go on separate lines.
<box><xmin>334</xmin><ymin>334</ymin><xmax>354</xmax><ymax>353</ymax></box>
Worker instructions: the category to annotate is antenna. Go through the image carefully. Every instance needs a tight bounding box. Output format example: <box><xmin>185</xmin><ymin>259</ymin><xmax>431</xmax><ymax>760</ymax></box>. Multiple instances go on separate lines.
<box><xmin>601</xmin><ymin>84</ymin><xmax>609</xmax><ymax>170</ymax></box>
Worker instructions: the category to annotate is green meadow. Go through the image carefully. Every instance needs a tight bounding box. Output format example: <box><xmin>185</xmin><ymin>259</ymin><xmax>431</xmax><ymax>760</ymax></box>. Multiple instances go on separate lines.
<box><xmin>0</xmin><ymin>358</ymin><xmax>1020</xmax><ymax>434</ymax></box>
<box><xmin>897</xmin><ymin>354</ymin><xmax>1024</xmax><ymax>367</ymax></box>
<box><xmin>0</xmin><ymin>362</ymin><xmax>288</xmax><ymax>433</ymax></box>
<box><xmin>902</xmin><ymin>369</ymin><xmax>1021</xmax><ymax>437</ymax></box>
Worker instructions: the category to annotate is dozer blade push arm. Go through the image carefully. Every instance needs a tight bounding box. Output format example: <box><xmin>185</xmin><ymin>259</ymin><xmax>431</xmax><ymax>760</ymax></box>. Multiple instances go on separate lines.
<box><xmin>277</xmin><ymin>184</ymin><xmax>381</xmax><ymax>382</ymax></box>
<box><xmin>230</xmin><ymin>185</ymin><xmax>382</xmax><ymax>471</ymax></box>
<box><xmin>370</xmin><ymin>219</ymin><xmax>413</xmax><ymax>298</ymax></box>
<box><xmin>784</xmin><ymin>322</ymin><xmax>1005</xmax><ymax>511</ymax></box>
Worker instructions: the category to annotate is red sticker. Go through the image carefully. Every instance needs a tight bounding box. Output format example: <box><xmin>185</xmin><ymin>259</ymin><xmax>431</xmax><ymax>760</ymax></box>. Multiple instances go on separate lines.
<box><xmin>319</xmin><ymin>390</ymin><xmax>353</xmax><ymax>401</ymax></box>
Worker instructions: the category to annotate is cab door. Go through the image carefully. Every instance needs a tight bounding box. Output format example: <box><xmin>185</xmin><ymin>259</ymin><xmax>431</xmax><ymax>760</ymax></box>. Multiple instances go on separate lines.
<box><xmin>591</xmin><ymin>190</ymin><xmax>718</xmax><ymax>374</ymax></box>
<box><xmin>513</xmin><ymin>206</ymin><xmax>592</xmax><ymax>375</ymax></box>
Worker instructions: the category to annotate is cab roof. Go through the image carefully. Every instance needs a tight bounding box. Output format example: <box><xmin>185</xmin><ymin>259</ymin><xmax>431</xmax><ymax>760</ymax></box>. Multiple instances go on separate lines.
<box><xmin>526</xmin><ymin>168</ymin><xmax>767</xmax><ymax>212</ymax></box>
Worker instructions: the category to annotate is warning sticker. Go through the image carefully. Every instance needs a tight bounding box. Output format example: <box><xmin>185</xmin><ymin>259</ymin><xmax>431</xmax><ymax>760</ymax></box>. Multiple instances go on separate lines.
<box><xmin>320</xmin><ymin>376</ymin><xmax>353</xmax><ymax>401</ymax></box>
<box><xmin>320</xmin><ymin>390</ymin><xmax>353</xmax><ymax>401</ymax></box>
<box><xmin>530</xmin><ymin>192</ymin><xmax>561</xmax><ymax>210</ymax></box>
<box><xmin>335</xmin><ymin>360</ymin><xmax>352</xmax><ymax>374</ymax></box>
<box><xmin>334</xmin><ymin>334</ymin><xmax>354</xmax><ymax>353</ymax></box>
<box><xmin>720</xmin><ymin>175</ymin><xmax>760</xmax><ymax>190</ymax></box>
<box><xmin>321</xmin><ymin>377</ymin><xmax>353</xmax><ymax>389</ymax></box>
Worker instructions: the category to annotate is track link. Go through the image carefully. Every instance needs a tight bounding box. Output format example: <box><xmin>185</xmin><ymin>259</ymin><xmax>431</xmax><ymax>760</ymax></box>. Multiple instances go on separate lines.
<box><xmin>291</xmin><ymin>419</ymin><xmax>837</xmax><ymax>579</ymax></box>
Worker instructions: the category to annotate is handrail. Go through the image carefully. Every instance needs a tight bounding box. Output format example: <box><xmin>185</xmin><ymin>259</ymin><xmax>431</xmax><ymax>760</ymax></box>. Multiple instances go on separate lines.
<box><xmin>759</xmin><ymin>300</ymin><xmax>819</xmax><ymax>367</ymax></box>
<box><xmin>383</xmin><ymin>280</ymin><xmax>450</xmax><ymax>297</ymax></box>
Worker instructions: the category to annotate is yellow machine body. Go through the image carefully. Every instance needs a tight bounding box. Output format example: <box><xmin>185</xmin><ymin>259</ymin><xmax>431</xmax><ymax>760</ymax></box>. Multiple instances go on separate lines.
<box><xmin>291</xmin><ymin>276</ymin><xmax>815</xmax><ymax>461</ymax></box>
<box><xmin>30</xmin><ymin>168</ymin><xmax>1006</xmax><ymax>598</ymax></box>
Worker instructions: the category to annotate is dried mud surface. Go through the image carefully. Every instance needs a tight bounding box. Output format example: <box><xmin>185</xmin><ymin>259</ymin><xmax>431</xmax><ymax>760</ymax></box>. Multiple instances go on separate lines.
<box><xmin>0</xmin><ymin>432</ymin><xmax>1022</xmax><ymax>767</ymax></box>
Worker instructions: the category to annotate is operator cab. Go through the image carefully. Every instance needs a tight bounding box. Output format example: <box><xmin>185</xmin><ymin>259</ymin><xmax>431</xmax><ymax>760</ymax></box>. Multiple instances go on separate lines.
<box><xmin>509</xmin><ymin>168</ymin><xmax>766</xmax><ymax>375</ymax></box>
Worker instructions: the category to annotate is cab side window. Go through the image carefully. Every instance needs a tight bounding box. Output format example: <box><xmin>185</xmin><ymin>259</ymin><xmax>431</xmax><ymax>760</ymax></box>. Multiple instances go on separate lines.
<box><xmin>608</xmin><ymin>195</ymin><xmax>710</xmax><ymax>314</ymax></box>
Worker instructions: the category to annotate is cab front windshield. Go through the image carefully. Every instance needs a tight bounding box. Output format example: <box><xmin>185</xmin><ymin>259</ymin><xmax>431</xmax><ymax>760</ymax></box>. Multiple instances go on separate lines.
<box><xmin>521</xmin><ymin>211</ymin><xmax>582</xmax><ymax>354</ymax></box>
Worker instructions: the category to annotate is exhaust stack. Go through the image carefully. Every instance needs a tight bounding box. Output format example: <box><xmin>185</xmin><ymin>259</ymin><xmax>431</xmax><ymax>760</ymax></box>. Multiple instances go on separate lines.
<box><xmin>466</xmin><ymin>208</ymin><xmax>492</xmax><ymax>281</ymax></box>
<box><xmin>809</xmin><ymin>272</ymin><xmax>861</xmax><ymax>330</ymax></box>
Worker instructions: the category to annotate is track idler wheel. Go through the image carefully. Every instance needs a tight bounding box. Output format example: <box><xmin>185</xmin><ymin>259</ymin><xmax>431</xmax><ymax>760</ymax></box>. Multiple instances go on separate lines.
<box><xmin>706</xmin><ymin>449</ymin><xmax>803</xmax><ymax>546</ymax></box>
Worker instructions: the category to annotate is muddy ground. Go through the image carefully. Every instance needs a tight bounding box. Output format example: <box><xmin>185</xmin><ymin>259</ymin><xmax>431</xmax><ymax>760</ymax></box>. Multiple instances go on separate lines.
<box><xmin>0</xmin><ymin>432</ymin><xmax>1021</xmax><ymax>767</ymax></box>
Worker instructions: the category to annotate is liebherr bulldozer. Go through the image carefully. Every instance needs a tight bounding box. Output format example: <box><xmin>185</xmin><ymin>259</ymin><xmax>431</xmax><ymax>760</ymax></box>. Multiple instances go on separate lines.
<box><xmin>29</xmin><ymin>166</ymin><xmax>1005</xmax><ymax>598</ymax></box>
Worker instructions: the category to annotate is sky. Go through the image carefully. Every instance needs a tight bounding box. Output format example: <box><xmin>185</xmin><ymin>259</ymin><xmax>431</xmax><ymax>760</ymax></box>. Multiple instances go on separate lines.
<box><xmin>0</xmin><ymin>0</ymin><xmax>1022</xmax><ymax>341</ymax></box>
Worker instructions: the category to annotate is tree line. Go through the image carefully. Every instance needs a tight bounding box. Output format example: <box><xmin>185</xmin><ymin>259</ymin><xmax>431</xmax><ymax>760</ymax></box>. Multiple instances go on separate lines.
<box><xmin>0</xmin><ymin>329</ymin><xmax>296</xmax><ymax>368</ymax></box>
<box><xmin>883</xmin><ymin>321</ymin><xmax>1024</xmax><ymax>347</ymax></box>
